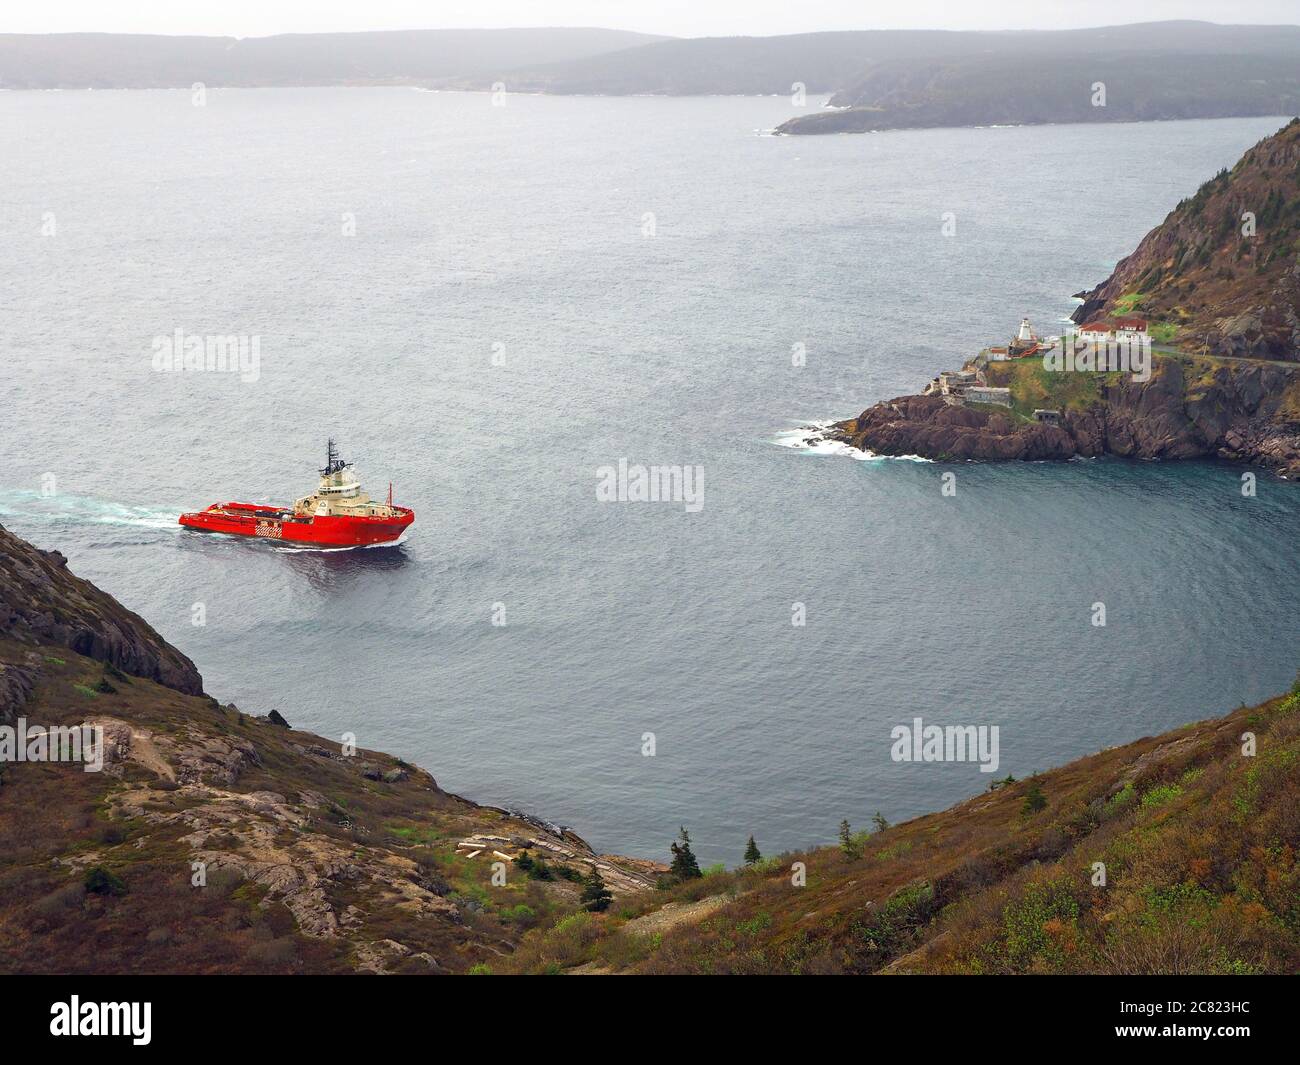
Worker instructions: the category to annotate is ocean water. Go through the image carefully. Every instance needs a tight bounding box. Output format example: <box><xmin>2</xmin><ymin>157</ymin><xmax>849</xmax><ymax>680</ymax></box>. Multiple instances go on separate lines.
<box><xmin>1</xmin><ymin>89</ymin><xmax>1295</xmax><ymax>863</ymax></box>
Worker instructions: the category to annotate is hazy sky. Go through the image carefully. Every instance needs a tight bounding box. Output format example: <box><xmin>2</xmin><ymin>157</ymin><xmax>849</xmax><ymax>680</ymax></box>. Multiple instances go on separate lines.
<box><xmin>4</xmin><ymin>1</ymin><xmax>1297</xmax><ymax>38</ymax></box>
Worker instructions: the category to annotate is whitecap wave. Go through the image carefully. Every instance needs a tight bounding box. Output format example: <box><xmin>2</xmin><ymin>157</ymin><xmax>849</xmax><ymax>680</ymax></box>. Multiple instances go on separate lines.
<box><xmin>0</xmin><ymin>489</ymin><xmax>181</xmax><ymax>530</ymax></box>
<box><xmin>771</xmin><ymin>425</ymin><xmax>932</xmax><ymax>463</ymax></box>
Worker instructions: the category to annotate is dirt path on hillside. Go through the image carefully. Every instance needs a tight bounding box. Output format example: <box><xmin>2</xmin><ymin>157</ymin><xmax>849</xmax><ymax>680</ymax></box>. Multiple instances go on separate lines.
<box><xmin>620</xmin><ymin>893</ymin><xmax>732</xmax><ymax>938</ymax></box>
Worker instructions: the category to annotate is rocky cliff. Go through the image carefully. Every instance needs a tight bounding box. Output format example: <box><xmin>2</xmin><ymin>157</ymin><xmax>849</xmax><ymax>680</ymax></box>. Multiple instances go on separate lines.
<box><xmin>829</xmin><ymin>355</ymin><xmax>1300</xmax><ymax>476</ymax></box>
<box><xmin>0</xmin><ymin>523</ymin><xmax>201</xmax><ymax>697</ymax></box>
<box><xmin>1073</xmin><ymin>117</ymin><xmax>1300</xmax><ymax>358</ymax></box>
<box><xmin>0</xmin><ymin>522</ymin><xmax>660</xmax><ymax>974</ymax></box>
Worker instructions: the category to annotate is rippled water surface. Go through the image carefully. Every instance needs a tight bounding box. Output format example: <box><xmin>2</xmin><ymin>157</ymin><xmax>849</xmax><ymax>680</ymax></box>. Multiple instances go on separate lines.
<box><xmin>1</xmin><ymin>90</ymin><xmax>1295</xmax><ymax>861</ymax></box>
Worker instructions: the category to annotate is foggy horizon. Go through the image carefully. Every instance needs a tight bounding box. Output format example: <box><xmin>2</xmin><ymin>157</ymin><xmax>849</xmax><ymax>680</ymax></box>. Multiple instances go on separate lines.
<box><xmin>4</xmin><ymin>2</ymin><xmax>1299</xmax><ymax>40</ymax></box>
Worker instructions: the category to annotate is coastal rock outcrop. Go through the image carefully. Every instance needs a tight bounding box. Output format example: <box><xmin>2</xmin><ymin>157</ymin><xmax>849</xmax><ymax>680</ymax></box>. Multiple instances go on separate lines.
<box><xmin>0</xmin><ymin>521</ymin><xmax>202</xmax><ymax>694</ymax></box>
<box><xmin>830</xmin><ymin>356</ymin><xmax>1300</xmax><ymax>476</ymax></box>
<box><xmin>837</xmin><ymin>395</ymin><xmax>1077</xmax><ymax>462</ymax></box>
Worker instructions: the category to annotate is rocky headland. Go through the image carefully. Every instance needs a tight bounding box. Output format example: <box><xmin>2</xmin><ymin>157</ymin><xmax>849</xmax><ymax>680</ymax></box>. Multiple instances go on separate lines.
<box><xmin>827</xmin><ymin>118</ymin><xmax>1300</xmax><ymax>474</ymax></box>
<box><xmin>828</xmin><ymin>355</ymin><xmax>1300</xmax><ymax>475</ymax></box>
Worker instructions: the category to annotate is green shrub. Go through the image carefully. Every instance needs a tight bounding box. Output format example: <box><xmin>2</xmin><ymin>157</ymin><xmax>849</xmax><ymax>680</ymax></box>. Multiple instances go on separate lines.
<box><xmin>1139</xmin><ymin>784</ymin><xmax>1183</xmax><ymax>809</ymax></box>
<box><xmin>83</xmin><ymin>867</ymin><xmax>127</xmax><ymax>897</ymax></box>
<box><xmin>853</xmin><ymin>881</ymin><xmax>935</xmax><ymax>965</ymax></box>
<box><xmin>1001</xmin><ymin>880</ymin><xmax>1080</xmax><ymax>972</ymax></box>
<box><xmin>1106</xmin><ymin>782</ymin><xmax>1137</xmax><ymax>814</ymax></box>
<box><xmin>1021</xmin><ymin>781</ymin><xmax>1048</xmax><ymax>816</ymax></box>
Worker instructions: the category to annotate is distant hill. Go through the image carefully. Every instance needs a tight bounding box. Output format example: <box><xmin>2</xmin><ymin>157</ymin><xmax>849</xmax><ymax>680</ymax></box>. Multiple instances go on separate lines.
<box><xmin>776</xmin><ymin>22</ymin><xmax>1300</xmax><ymax>133</ymax></box>
<box><xmin>444</xmin><ymin>30</ymin><xmax>995</xmax><ymax>96</ymax></box>
<box><xmin>0</xmin><ymin>28</ymin><xmax>669</xmax><ymax>89</ymax></box>
<box><xmin>8</xmin><ymin>21</ymin><xmax>1300</xmax><ymax>135</ymax></box>
<box><xmin>1073</xmin><ymin>117</ymin><xmax>1300</xmax><ymax>357</ymax></box>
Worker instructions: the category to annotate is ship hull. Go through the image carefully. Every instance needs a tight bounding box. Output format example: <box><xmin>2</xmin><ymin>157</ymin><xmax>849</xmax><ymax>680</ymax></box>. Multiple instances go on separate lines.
<box><xmin>179</xmin><ymin>502</ymin><xmax>414</xmax><ymax>548</ymax></box>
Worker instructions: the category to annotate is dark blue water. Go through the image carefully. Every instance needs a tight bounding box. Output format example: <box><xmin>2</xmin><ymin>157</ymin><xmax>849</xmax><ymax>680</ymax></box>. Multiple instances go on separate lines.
<box><xmin>1</xmin><ymin>89</ymin><xmax>1295</xmax><ymax>862</ymax></box>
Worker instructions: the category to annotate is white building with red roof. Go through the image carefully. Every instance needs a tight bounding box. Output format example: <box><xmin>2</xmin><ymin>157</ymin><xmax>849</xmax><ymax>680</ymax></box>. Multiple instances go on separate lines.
<box><xmin>1076</xmin><ymin>317</ymin><xmax>1148</xmax><ymax>342</ymax></box>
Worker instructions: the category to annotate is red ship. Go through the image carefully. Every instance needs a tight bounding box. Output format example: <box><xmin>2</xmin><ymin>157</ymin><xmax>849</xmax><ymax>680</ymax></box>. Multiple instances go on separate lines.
<box><xmin>179</xmin><ymin>440</ymin><xmax>414</xmax><ymax>548</ymax></box>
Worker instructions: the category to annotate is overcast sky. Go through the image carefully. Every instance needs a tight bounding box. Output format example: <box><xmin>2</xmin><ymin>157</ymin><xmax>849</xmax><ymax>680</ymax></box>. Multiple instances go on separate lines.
<box><xmin>3</xmin><ymin>1</ymin><xmax>1297</xmax><ymax>38</ymax></box>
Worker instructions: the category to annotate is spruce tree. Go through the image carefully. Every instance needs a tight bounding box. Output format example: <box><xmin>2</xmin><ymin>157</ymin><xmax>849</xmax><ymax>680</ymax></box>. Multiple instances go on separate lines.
<box><xmin>669</xmin><ymin>826</ymin><xmax>703</xmax><ymax>880</ymax></box>
<box><xmin>580</xmin><ymin>866</ymin><xmax>613</xmax><ymax>912</ymax></box>
<box><xmin>743</xmin><ymin>835</ymin><xmax>761</xmax><ymax>865</ymax></box>
<box><xmin>839</xmin><ymin>819</ymin><xmax>861</xmax><ymax>860</ymax></box>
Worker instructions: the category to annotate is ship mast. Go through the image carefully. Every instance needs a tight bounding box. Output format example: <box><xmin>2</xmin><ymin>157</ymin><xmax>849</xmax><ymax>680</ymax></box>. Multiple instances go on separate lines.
<box><xmin>320</xmin><ymin>438</ymin><xmax>351</xmax><ymax>476</ymax></box>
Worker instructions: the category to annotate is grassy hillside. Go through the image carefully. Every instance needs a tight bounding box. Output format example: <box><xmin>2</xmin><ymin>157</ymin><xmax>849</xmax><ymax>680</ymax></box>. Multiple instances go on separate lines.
<box><xmin>505</xmin><ymin>687</ymin><xmax>1300</xmax><ymax>975</ymax></box>
<box><xmin>982</xmin><ymin>357</ymin><xmax>1118</xmax><ymax>419</ymax></box>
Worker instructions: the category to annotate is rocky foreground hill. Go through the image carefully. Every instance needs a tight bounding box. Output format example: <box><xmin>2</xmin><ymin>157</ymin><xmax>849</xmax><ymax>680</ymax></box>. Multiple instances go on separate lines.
<box><xmin>0</xmin><ymin>522</ymin><xmax>661</xmax><ymax>974</ymax></box>
<box><xmin>2</xmin><ymin>520</ymin><xmax>1299</xmax><ymax>974</ymax></box>
<box><xmin>829</xmin><ymin>118</ymin><xmax>1300</xmax><ymax>474</ymax></box>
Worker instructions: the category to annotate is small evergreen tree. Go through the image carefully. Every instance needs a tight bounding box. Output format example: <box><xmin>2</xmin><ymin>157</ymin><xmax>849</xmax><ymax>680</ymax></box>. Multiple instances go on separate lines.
<box><xmin>580</xmin><ymin>866</ymin><xmax>613</xmax><ymax>912</ymax></box>
<box><xmin>871</xmin><ymin>812</ymin><xmax>890</xmax><ymax>833</ymax></box>
<box><xmin>515</xmin><ymin>850</ymin><xmax>534</xmax><ymax>873</ymax></box>
<box><xmin>669</xmin><ymin>826</ymin><xmax>702</xmax><ymax>880</ymax></box>
<box><xmin>1021</xmin><ymin>780</ymin><xmax>1047</xmax><ymax>815</ymax></box>
<box><xmin>84</xmin><ymin>866</ymin><xmax>127</xmax><ymax>897</ymax></box>
<box><xmin>743</xmin><ymin>835</ymin><xmax>761</xmax><ymax>865</ymax></box>
<box><xmin>839</xmin><ymin>819</ymin><xmax>861</xmax><ymax>860</ymax></box>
